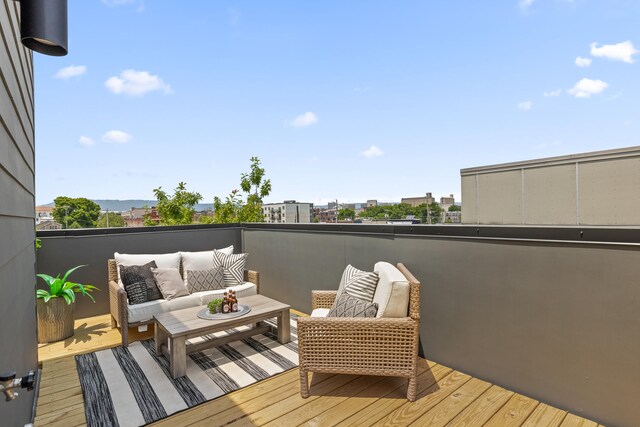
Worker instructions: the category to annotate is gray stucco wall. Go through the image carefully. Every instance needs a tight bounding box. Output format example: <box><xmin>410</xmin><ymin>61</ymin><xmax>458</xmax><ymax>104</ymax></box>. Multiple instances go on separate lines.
<box><xmin>243</xmin><ymin>226</ymin><xmax>640</xmax><ymax>427</ymax></box>
<box><xmin>36</xmin><ymin>226</ymin><xmax>242</xmax><ymax>319</ymax></box>
<box><xmin>0</xmin><ymin>2</ymin><xmax>37</xmax><ymax>426</ymax></box>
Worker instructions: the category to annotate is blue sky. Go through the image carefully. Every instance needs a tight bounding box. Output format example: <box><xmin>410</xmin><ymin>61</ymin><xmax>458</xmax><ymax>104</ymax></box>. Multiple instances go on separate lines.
<box><xmin>35</xmin><ymin>0</ymin><xmax>640</xmax><ymax>206</ymax></box>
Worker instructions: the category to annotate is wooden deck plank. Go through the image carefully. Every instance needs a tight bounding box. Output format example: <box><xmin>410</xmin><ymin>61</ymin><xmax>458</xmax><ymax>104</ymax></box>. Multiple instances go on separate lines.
<box><xmin>522</xmin><ymin>403</ymin><xmax>568</xmax><ymax>427</ymax></box>
<box><xmin>300</xmin><ymin>363</ymin><xmax>437</xmax><ymax>427</ymax></box>
<box><xmin>484</xmin><ymin>393</ymin><xmax>539</xmax><ymax>427</ymax></box>
<box><xmin>560</xmin><ymin>413</ymin><xmax>599</xmax><ymax>427</ymax></box>
<box><xmin>404</xmin><ymin>377</ymin><xmax>492</xmax><ymax>427</ymax></box>
<box><xmin>335</xmin><ymin>364</ymin><xmax>455</xmax><ymax>427</ymax></box>
<box><xmin>445</xmin><ymin>384</ymin><xmax>514</xmax><ymax>427</ymax></box>
<box><xmin>361</xmin><ymin>370</ymin><xmax>472</xmax><ymax>427</ymax></box>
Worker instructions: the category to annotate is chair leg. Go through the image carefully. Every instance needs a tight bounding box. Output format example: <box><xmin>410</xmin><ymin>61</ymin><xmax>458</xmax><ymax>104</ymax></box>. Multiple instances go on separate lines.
<box><xmin>407</xmin><ymin>376</ymin><xmax>417</xmax><ymax>402</ymax></box>
<box><xmin>299</xmin><ymin>369</ymin><xmax>309</xmax><ymax>398</ymax></box>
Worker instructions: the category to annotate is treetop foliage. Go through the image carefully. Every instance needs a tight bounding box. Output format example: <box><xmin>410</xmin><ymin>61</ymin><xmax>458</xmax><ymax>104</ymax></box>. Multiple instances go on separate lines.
<box><xmin>153</xmin><ymin>182</ymin><xmax>203</xmax><ymax>226</ymax></box>
<box><xmin>53</xmin><ymin>196</ymin><xmax>101</xmax><ymax>229</ymax></box>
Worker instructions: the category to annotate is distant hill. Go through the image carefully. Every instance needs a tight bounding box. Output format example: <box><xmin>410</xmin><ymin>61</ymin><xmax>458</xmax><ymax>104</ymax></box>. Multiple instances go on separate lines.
<box><xmin>42</xmin><ymin>200</ymin><xmax>214</xmax><ymax>212</ymax></box>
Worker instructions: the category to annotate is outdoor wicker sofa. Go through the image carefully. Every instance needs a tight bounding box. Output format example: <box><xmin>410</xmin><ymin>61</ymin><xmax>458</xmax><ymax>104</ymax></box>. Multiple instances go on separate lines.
<box><xmin>108</xmin><ymin>257</ymin><xmax>259</xmax><ymax>346</ymax></box>
<box><xmin>297</xmin><ymin>262</ymin><xmax>421</xmax><ymax>401</ymax></box>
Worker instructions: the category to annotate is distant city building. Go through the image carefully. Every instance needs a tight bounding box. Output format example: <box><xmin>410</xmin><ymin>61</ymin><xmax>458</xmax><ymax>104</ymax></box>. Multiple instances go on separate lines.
<box><xmin>262</xmin><ymin>200</ymin><xmax>313</xmax><ymax>223</ymax></box>
<box><xmin>313</xmin><ymin>207</ymin><xmax>336</xmax><ymax>223</ymax></box>
<box><xmin>461</xmin><ymin>146</ymin><xmax>640</xmax><ymax>225</ymax></box>
<box><xmin>36</xmin><ymin>220</ymin><xmax>62</xmax><ymax>231</ymax></box>
<box><xmin>439</xmin><ymin>194</ymin><xmax>456</xmax><ymax>211</ymax></box>
<box><xmin>401</xmin><ymin>193</ymin><xmax>435</xmax><ymax>207</ymax></box>
<box><xmin>444</xmin><ymin>211</ymin><xmax>462</xmax><ymax>224</ymax></box>
<box><xmin>123</xmin><ymin>207</ymin><xmax>159</xmax><ymax>227</ymax></box>
<box><xmin>35</xmin><ymin>206</ymin><xmax>62</xmax><ymax>230</ymax></box>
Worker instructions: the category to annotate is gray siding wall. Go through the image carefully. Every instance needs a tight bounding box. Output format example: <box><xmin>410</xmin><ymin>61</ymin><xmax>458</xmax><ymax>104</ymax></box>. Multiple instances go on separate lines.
<box><xmin>0</xmin><ymin>1</ymin><xmax>37</xmax><ymax>426</ymax></box>
<box><xmin>36</xmin><ymin>226</ymin><xmax>242</xmax><ymax>319</ymax></box>
<box><xmin>243</xmin><ymin>227</ymin><xmax>640</xmax><ymax>427</ymax></box>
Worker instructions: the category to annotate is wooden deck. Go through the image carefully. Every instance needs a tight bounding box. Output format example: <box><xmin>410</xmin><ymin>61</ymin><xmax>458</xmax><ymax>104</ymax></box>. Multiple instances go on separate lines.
<box><xmin>35</xmin><ymin>314</ymin><xmax>601</xmax><ymax>427</ymax></box>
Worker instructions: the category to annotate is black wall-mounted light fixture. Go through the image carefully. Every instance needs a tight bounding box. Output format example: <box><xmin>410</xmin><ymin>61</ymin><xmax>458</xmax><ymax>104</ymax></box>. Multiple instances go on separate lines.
<box><xmin>15</xmin><ymin>0</ymin><xmax>68</xmax><ymax>56</ymax></box>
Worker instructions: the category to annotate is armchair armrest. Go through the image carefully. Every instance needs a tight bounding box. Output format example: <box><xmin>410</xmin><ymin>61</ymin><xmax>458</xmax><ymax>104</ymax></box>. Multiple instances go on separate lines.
<box><xmin>244</xmin><ymin>269</ymin><xmax>260</xmax><ymax>289</ymax></box>
<box><xmin>108</xmin><ymin>280</ymin><xmax>128</xmax><ymax>326</ymax></box>
<box><xmin>311</xmin><ymin>290</ymin><xmax>338</xmax><ymax>309</ymax></box>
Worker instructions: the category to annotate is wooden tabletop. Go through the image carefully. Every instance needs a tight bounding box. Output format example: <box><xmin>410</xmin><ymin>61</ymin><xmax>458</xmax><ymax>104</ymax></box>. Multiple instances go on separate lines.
<box><xmin>154</xmin><ymin>294</ymin><xmax>290</xmax><ymax>338</ymax></box>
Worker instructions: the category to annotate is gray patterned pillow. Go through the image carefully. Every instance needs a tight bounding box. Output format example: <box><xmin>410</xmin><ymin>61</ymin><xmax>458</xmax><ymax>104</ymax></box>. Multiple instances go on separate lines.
<box><xmin>120</xmin><ymin>261</ymin><xmax>162</xmax><ymax>302</ymax></box>
<box><xmin>327</xmin><ymin>293</ymin><xmax>378</xmax><ymax>318</ymax></box>
<box><xmin>186</xmin><ymin>268</ymin><xmax>225</xmax><ymax>293</ymax></box>
<box><xmin>212</xmin><ymin>250</ymin><xmax>248</xmax><ymax>286</ymax></box>
<box><xmin>338</xmin><ymin>265</ymin><xmax>379</xmax><ymax>302</ymax></box>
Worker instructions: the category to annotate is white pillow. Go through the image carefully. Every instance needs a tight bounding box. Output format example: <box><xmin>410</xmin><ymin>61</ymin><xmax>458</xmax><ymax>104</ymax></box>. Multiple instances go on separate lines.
<box><xmin>114</xmin><ymin>252</ymin><xmax>181</xmax><ymax>283</ymax></box>
<box><xmin>181</xmin><ymin>246</ymin><xmax>233</xmax><ymax>286</ymax></box>
<box><xmin>372</xmin><ymin>261</ymin><xmax>410</xmax><ymax>318</ymax></box>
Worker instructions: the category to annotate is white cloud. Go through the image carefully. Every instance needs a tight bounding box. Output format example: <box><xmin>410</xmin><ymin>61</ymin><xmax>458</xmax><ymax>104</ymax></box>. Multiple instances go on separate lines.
<box><xmin>289</xmin><ymin>112</ymin><xmax>318</xmax><ymax>127</ymax></box>
<box><xmin>575</xmin><ymin>56</ymin><xmax>592</xmax><ymax>67</ymax></box>
<box><xmin>544</xmin><ymin>89</ymin><xmax>562</xmax><ymax>97</ymax></box>
<box><xmin>102</xmin><ymin>130</ymin><xmax>132</xmax><ymax>144</ymax></box>
<box><xmin>54</xmin><ymin>65</ymin><xmax>87</xmax><ymax>79</ymax></box>
<box><xmin>567</xmin><ymin>78</ymin><xmax>608</xmax><ymax>98</ymax></box>
<box><xmin>361</xmin><ymin>145</ymin><xmax>383</xmax><ymax>158</ymax></box>
<box><xmin>590</xmin><ymin>41</ymin><xmax>639</xmax><ymax>63</ymax></box>
<box><xmin>78</xmin><ymin>136</ymin><xmax>94</xmax><ymax>147</ymax></box>
<box><xmin>105</xmin><ymin>70</ymin><xmax>172</xmax><ymax>96</ymax></box>
<box><xmin>518</xmin><ymin>101</ymin><xmax>533</xmax><ymax>111</ymax></box>
<box><xmin>519</xmin><ymin>0</ymin><xmax>535</xmax><ymax>9</ymax></box>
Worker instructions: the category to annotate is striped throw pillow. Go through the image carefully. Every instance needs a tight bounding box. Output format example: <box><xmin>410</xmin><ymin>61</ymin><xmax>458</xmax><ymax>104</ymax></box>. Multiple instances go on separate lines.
<box><xmin>340</xmin><ymin>264</ymin><xmax>379</xmax><ymax>302</ymax></box>
<box><xmin>212</xmin><ymin>249</ymin><xmax>248</xmax><ymax>286</ymax></box>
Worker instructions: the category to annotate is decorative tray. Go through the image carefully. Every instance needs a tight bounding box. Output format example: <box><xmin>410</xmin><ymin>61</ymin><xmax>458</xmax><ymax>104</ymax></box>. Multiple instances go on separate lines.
<box><xmin>197</xmin><ymin>304</ymin><xmax>251</xmax><ymax>320</ymax></box>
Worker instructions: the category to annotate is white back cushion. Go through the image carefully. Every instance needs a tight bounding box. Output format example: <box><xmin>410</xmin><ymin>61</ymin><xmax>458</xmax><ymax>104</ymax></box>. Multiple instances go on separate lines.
<box><xmin>180</xmin><ymin>246</ymin><xmax>234</xmax><ymax>286</ymax></box>
<box><xmin>372</xmin><ymin>261</ymin><xmax>410</xmax><ymax>318</ymax></box>
<box><xmin>114</xmin><ymin>252</ymin><xmax>181</xmax><ymax>282</ymax></box>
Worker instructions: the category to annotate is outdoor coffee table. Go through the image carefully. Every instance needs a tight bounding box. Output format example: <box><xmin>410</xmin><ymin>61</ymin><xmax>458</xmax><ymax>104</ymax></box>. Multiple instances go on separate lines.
<box><xmin>154</xmin><ymin>294</ymin><xmax>291</xmax><ymax>378</ymax></box>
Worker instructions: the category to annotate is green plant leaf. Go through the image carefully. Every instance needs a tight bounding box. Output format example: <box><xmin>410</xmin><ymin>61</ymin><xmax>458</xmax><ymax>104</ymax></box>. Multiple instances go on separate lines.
<box><xmin>61</xmin><ymin>265</ymin><xmax>86</xmax><ymax>284</ymax></box>
<box><xmin>36</xmin><ymin>289</ymin><xmax>50</xmax><ymax>299</ymax></box>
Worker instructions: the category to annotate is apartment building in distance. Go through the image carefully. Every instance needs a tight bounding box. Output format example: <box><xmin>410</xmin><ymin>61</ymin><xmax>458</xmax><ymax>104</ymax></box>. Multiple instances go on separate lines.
<box><xmin>461</xmin><ymin>146</ymin><xmax>640</xmax><ymax>225</ymax></box>
<box><xmin>401</xmin><ymin>192</ymin><xmax>436</xmax><ymax>207</ymax></box>
<box><xmin>262</xmin><ymin>200</ymin><xmax>313</xmax><ymax>223</ymax></box>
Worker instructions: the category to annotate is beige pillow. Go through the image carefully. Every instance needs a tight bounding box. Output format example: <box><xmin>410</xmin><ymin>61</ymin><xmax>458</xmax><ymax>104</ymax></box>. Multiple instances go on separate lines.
<box><xmin>372</xmin><ymin>261</ymin><xmax>410</xmax><ymax>318</ymax></box>
<box><xmin>151</xmin><ymin>267</ymin><xmax>190</xmax><ymax>300</ymax></box>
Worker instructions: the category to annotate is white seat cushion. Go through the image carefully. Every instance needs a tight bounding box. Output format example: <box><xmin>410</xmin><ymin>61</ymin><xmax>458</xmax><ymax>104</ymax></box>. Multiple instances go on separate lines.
<box><xmin>115</xmin><ymin>252</ymin><xmax>181</xmax><ymax>285</ymax></box>
<box><xmin>372</xmin><ymin>262</ymin><xmax>410</xmax><ymax>318</ymax></box>
<box><xmin>127</xmin><ymin>294</ymin><xmax>201</xmax><ymax>323</ymax></box>
<box><xmin>191</xmin><ymin>282</ymin><xmax>257</xmax><ymax>306</ymax></box>
<box><xmin>311</xmin><ymin>308</ymin><xmax>330</xmax><ymax>317</ymax></box>
<box><xmin>181</xmin><ymin>246</ymin><xmax>233</xmax><ymax>287</ymax></box>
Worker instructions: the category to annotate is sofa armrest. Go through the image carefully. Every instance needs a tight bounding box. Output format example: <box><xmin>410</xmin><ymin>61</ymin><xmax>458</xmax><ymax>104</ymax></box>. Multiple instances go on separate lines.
<box><xmin>109</xmin><ymin>280</ymin><xmax>128</xmax><ymax>327</ymax></box>
<box><xmin>297</xmin><ymin>316</ymin><xmax>419</xmax><ymax>374</ymax></box>
<box><xmin>312</xmin><ymin>290</ymin><xmax>337</xmax><ymax>309</ymax></box>
<box><xmin>244</xmin><ymin>270</ymin><xmax>260</xmax><ymax>293</ymax></box>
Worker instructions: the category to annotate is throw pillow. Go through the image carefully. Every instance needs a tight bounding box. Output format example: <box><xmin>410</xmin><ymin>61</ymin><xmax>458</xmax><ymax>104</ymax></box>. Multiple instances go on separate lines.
<box><xmin>151</xmin><ymin>267</ymin><xmax>190</xmax><ymax>300</ymax></box>
<box><xmin>123</xmin><ymin>279</ymin><xmax>148</xmax><ymax>305</ymax></box>
<box><xmin>212</xmin><ymin>249</ymin><xmax>248</xmax><ymax>286</ymax></box>
<box><xmin>120</xmin><ymin>261</ymin><xmax>163</xmax><ymax>302</ymax></box>
<box><xmin>338</xmin><ymin>264</ymin><xmax>379</xmax><ymax>302</ymax></box>
<box><xmin>186</xmin><ymin>267</ymin><xmax>225</xmax><ymax>293</ymax></box>
<box><xmin>181</xmin><ymin>246</ymin><xmax>233</xmax><ymax>287</ymax></box>
<box><xmin>114</xmin><ymin>252</ymin><xmax>181</xmax><ymax>282</ymax></box>
<box><xmin>327</xmin><ymin>293</ymin><xmax>378</xmax><ymax>318</ymax></box>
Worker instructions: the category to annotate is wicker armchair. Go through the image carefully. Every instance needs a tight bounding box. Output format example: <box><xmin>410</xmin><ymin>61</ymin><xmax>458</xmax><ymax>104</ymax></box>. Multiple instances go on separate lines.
<box><xmin>297</xmin><ymin>263</ymin><xmax>421</xmax><ymax>401</ymax></box>
<box><xmin>108</xmin><ymin>259</ymin><xmax>260</xmax><ymax>346</ymax></box>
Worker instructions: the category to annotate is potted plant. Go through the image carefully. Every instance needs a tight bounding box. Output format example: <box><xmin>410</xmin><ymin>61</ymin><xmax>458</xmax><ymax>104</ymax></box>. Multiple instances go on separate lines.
<box><xmin>36</xmin><ymin>265</ymin><xmax>98</xmax><ymax>343</ymax></box>
<box><xmin>207</xmin><ymin>298</ymin><xmax>224</xmax><ymax>314</ymax></box>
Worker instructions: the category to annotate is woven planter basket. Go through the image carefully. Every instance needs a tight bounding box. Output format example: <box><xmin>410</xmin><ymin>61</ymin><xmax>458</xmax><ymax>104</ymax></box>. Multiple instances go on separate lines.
<box><xmin>37</xmin><ymin>298</ymin><xmax>74</xmax><ymax>343</ymax></box>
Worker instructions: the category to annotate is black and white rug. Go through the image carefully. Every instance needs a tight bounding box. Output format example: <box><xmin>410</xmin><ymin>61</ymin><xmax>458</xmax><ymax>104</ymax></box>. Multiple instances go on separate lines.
<box><xmin>75</xmin><ymin>316</ymin><xmax>298</xmax><ymax>427</ymax></box>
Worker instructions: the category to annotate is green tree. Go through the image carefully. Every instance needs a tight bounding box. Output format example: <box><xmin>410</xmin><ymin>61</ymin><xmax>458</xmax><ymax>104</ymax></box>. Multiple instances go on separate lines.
<box><xmin>214</xmin><ymin>157</ymin><xmax>272</xmax><ymax>223</ymax></box>
<box><xmin>426</xmin><ymin>202</ymin><xmax>443</xmax><ymax>224</ymax></box>
<box><xmin>448</xmin><ymin>205</ymin><xmax>461</xmax><ymax>212</ymax></box>
<box><xmin>52</xmin><ymin>197</ymin><xmax>101</xmax><ymax>229</ymax></box>
<box><xmin>96</xmin><ymin>212</ymin><xmax>125</xmax><ymax>228</ymax></box>
<box><xmin>153</xmin><ymin>182</ymin><xmax>203</xmax><ymax>225</ymax></box>
<box><xmin>337</xmin><ymin>208</ymin><xmax>356</xmax><ymax>221</ymax></box>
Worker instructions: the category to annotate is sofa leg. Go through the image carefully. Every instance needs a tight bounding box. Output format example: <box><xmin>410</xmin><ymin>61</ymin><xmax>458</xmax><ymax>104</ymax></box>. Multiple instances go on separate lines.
<box><xmin>407</xmin><ymin>376</ymin><xmax>417</xmax><ymax>402</ymax></box>
<box><xmin>121</xmin><ymin>325</ymin><xmax>129</xmax><ymax>347</ymax></box>
<box><xmin>299</xmin><ymin>369</ymin><xmax>309</xmax><ymax>398</ymax></box>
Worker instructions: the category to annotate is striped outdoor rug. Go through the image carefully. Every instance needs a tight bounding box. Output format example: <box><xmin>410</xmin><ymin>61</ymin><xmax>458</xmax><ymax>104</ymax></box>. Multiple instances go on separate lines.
<box><xmin>75</xmin><ymin>316</ymin><xmax>298</xmax><ymax>427</ymax></box>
